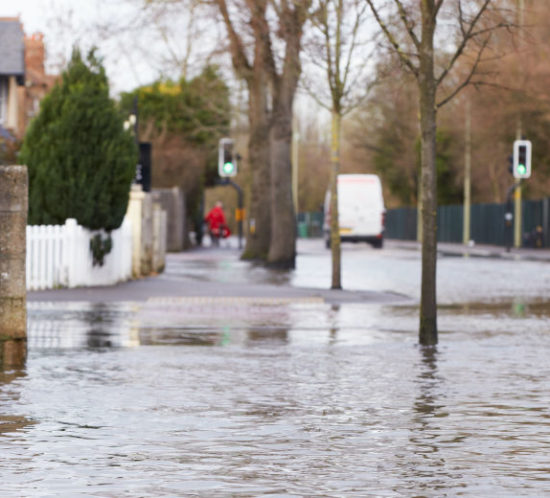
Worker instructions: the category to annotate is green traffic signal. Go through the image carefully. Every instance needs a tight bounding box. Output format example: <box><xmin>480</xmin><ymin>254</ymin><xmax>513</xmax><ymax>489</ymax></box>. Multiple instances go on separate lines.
<box><xmin>513</xmin><ymin>140</ymin><xmax>532</xmax><ymax>179</ymax></box>
<box><xmin>223</xmin><ymin>161</ymin><xmax>234</xmax><ymax>174</ymax></box>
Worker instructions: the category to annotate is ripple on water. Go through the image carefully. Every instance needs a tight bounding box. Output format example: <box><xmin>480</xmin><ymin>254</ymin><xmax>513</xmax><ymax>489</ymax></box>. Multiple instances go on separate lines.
<box><xmin>1</xmin><ymin>301</ymin><xmax>549</xmax><ymax>495</ymax></box>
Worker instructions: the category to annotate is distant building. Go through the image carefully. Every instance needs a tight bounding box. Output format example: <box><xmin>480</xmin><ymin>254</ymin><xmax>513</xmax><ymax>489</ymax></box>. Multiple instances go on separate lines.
<box><xmin>0</xmin><ymin>17</ymin><xmax>56</xmax><ymax>139</ymax></box>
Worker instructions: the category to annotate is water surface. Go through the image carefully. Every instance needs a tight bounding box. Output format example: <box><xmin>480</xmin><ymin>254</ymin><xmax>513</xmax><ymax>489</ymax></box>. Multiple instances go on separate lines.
<box><xmin>1</xmin><ymin>299</ymin><xmax>549</xmax><ymax>496</ymax></box>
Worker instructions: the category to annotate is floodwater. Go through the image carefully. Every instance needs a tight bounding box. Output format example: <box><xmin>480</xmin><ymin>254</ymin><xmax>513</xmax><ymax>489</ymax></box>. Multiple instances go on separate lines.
<box><xmin>3</xmin><ymin>241</ymin><xmax>550</xmax><ymax>496</ymax></box>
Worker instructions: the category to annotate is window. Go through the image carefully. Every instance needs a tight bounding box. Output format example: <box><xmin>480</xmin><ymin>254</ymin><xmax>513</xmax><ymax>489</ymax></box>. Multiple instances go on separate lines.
<box><xmin>0</xmin><ymin>78</ymin><xmax>7</xmax><ymax>125</ymax></box>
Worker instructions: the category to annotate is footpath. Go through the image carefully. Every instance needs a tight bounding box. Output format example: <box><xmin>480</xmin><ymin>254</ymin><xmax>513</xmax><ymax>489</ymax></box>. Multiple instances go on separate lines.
<box><xmin>388</xmin><ymin>239</ymin><xmax>550</xmax><ymax>262</ymax></box>
<box><xmin>27</xmin><ymin>238</ymin><xmax>550</xmax><ymax>307</ymax></box>
<box><xmin>27</xmin><ymin>242</ymin><xmax>407</xmax><ymax>306</ymax></box>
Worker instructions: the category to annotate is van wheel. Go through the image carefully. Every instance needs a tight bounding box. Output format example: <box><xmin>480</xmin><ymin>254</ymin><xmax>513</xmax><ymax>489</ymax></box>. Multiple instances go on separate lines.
<box><xmin>372</xmin><ymin>238</ymin><xmax>383</xmax><ymax>249</ymax></box>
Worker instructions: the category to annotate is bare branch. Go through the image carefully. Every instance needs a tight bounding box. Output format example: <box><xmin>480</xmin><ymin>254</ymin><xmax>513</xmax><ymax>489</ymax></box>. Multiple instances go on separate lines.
<box><xmin>435</xmin><ymin>0</ymin><xmax>492</xmax><ymax>88</ymax></box>
<box><xmin>437</xmin><ymin>33</ymin><xmax>491</xmax><ymax>108</ymax></box>
<box><xmin>434</xmin><ymin>0</ymin><xmax>445</xmax><ymax>17</ymax></box>
<box><xmin>341</xmin><ymin>2</ymin><xmax>368</xmax><ymax>93</ymax></box>
<box><xmin>214</xmin><ymin>0</ymin><xmax>253</xmax><ymax>82</ymax></box>
<box><xmin>394</xmin><ymin>0</ymin><xmax>420</xmax><ymax>50</ymax></box>
<box><xmin>365</xmin><ymin>0</ymin><xmax>418</xmax><ymax>77</ymax></box>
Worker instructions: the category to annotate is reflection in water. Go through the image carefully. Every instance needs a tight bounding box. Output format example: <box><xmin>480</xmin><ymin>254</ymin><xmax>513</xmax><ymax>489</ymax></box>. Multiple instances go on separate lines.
<box><xmin>14</xmin><ymin>299</ymin><xmax>550</xmax><ymax>495</ymax></box>
<box><xmin>409</xmin><ymin>346</ymin><xmax>451</xmax><ymax>489</ymax></box>
<box><xmin>0</xmin><ymin>339</ymin><xmax>26</xmax><ymax>369</ymax></box>
<box><xmin>0</xmin><ymin>368</ymin><xmax>34</xmax><ymax>435</ymax></box>
<box><xmin>138</xmin><ymin>327</ymin><xmax>223</xmax><ymax>346</ymax></box>
<box><xmin>247</xmin><ymin>328</ymin><xmax>288</xmax><ymax>345</ymax></box>
<box><xmin>84</xmin><ymin>303</ymin><xmax>115</xmax><ymax>349</ymax></box>
<box><xmin>27</xmin><ymin>302</ymin><xmax>139</xmax><ymax>350</ymax></box>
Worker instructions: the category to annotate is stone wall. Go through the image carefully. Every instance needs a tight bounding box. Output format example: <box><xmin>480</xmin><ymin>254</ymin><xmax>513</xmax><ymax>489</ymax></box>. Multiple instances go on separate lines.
<box><xmin>0</xmin><ymin>165</ymin><xmax>27</xmax><ymax>367</ymax></box>
<box><xmin>126</xmin><ymin>185</ymin><xmax>167</xmax><ymax>277</ymax></box>
<box><xmin>152</xmin><ymin>187</ymin><xmax>185</xmax><ymax>252</ymax></box>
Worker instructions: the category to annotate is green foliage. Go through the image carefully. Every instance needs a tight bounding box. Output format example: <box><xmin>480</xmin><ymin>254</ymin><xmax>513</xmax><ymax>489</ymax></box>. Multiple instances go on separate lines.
<box><xmin>120</xmin><ymin>65</ymin><xmax>230</xmax><ymax>181</ymax></box>
<box><xmin>120</xmin><ymin>65</ymin><xmax>230</xmax><ymax>231</ymax></box>
<box><xmin>373</xmin><ymin>126</ymin><xmax>416</xmax><ymax>205</ymax></box>
<box><xmin>415</xmin><ymin>129</ymin><xmax>463</xmax><ymax>205</ymax></box>
<box><xmin>20</xmin><ymin>48</ymin><xmax>137</xmax><ymax>230</ymax></box>
<box><xmin>374</xmin><ymin>127</ymin><xmax>462</xmax><ymax>206</ymax></box>
<box><xmin>89</xmin><ymin>233</ymin><xmax>113</xmax><ymax>266</ymax></box>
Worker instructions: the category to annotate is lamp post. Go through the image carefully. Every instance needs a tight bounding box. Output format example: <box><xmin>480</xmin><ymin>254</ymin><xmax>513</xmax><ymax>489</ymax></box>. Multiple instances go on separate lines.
<box><xmin>124</xmin><ymin>97</ymin><xmax>142</xmax><ymax>186</ymax></box>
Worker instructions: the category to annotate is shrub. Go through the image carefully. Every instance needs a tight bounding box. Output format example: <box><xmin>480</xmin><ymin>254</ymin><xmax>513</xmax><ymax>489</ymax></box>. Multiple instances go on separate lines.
<box><xmin>20</xmin><ymin>48</ymin><xmax>137</xmax><ymax>230</ymax></box>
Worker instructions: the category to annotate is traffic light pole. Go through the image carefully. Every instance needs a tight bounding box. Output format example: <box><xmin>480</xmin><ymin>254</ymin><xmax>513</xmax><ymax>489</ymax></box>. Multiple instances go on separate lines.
<box><xmin>514</xmin><ymin>179</ymin><xmax>522</xmax><ymax>248</ymax></box>
<box><xmin>505</xmin><ymin>181</ymin><xmax>521</xmax><ymax>252</ymax></box>
<box><xmin>216</xmin><ymin>178</ymin><xmax>243</xmax><ymax>249</ymax></box>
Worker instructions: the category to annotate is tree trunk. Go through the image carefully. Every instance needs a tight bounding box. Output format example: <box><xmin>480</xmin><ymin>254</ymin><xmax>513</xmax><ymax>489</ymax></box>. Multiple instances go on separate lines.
<box><xmin>242</xmin><ymin>77</ymin><xmax>271</xmax><ymax>260</ymax></box>
<box><xmin>267</xmin><ymin>99</ymin><xmax>296</xmax><ymax>268</ymax></box>
<box><xmin>266</xmin><ymin>4</ymin><xmax>307</xmax><ymax>269</ymax></box>
<box><xmin>330</xmin><ymin>110</ymin><xmax>342</xmax><ymax>289</ymax></box>
<box><xmin>418</xmin><ymin>2</ymin><xmax>438</xmax><ymax>345</ymax></box>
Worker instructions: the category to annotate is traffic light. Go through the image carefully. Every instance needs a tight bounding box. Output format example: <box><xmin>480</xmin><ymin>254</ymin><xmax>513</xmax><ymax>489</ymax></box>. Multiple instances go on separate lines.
<box><xmin>513</xmin><ymin>140</ymin><xmax>532</xmax><ymax>179</ymax></box>
<box><xmin>218</xmin><ymin>138</ymin><xmax>237</xmax><ymax>177</ymax></box>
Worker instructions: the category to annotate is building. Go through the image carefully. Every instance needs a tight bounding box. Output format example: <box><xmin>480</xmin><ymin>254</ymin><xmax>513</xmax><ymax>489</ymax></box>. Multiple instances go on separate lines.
<box><xmin>0</xmin><ymin>18</ymin><xmax>25</xmax><ymax>137</ymax></box>
<box><xmin>0</xmin><ymin>17</ymin><xmax>56</xmax><ymax>139</ymax></box>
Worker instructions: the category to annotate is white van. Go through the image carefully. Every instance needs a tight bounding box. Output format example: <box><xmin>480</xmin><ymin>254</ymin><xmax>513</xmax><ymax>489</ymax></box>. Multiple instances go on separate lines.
<box><xmin>323</xmin><ymin>174</ymin><xmax>386</xmax><ymax>249</ymax></box>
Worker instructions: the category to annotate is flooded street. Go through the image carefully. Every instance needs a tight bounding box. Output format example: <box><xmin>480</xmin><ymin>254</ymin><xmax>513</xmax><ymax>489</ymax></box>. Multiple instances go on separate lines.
<box><xmin>3</xmin><ymin>240</ymin><xmax>550</xmax><ymax>496</ymax></box>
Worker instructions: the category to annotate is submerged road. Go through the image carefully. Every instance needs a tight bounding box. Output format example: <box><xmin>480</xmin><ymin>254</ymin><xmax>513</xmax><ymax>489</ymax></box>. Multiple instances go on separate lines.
<box><xmin>6</xmin><ymin>238</ymin><xmax>550</xmax><ymax>496</ymax></box>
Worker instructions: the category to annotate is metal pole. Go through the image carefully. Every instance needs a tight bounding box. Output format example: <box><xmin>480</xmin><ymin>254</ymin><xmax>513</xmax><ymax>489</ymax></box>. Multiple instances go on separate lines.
<box><xmin>505</xmin><ymin>183</ymin><xmax>518</xmax><ymax>252</ymax></box>
<box><xmin>514</xmin><ymin>0</ymin><xmax>524</xmax><ymax>248</ymax></box>
<box><xmin>463</xmin><ymin>99</ymin><xmax>472</xmax><ymax>245</ymax></box>
<box><xmin>133</xmin><ymin>95</ymin><xmax>139</xmax><ymax>145</ymax></box>
<box><xmin>220</xmin><ymin>178</ymin><xmax>243</xmax><ymax>250</ymax></box>
<box><xmin>292</xmin><ymin>116</ymin><xmax>299</xmax><ymax>214</ymax></box>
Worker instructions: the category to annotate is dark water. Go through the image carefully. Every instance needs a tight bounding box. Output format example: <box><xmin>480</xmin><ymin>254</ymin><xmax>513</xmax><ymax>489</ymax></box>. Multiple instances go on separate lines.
<box><xmin>2</xmin><ymin>299</ymin><xmax>550</xmax><ymax>496</ymax></box>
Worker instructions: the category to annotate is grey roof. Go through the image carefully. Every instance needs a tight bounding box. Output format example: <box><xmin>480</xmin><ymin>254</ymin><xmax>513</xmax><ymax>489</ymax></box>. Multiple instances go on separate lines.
<box><xmin>0</xmin><ymin>20</ymin><xmax>25</xmax><ymax>77</ymax></box>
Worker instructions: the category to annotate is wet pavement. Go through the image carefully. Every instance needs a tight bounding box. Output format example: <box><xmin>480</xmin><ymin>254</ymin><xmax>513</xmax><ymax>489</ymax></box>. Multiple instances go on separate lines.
<box><xmin>3</xmin><ymin>238</ymin><xmax>550</xmax><ymax>496</ymax></box>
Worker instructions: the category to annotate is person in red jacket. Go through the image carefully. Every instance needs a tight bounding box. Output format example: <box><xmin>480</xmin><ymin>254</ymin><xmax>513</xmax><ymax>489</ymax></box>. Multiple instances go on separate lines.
<box><xmin>204</xmin><ymin>201</ymin><xmax>230</xmax><ymax>246</ymax></box>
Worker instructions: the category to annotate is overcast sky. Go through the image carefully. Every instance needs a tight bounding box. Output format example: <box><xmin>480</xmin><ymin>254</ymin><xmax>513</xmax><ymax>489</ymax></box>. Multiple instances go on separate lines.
<box><xmin>5</xmin><ymin>0</ymin><xmax>177</xmax><ymax>94</ymax></box>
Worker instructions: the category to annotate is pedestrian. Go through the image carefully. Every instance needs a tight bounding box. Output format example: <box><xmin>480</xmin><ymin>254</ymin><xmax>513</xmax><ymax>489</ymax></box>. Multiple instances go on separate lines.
<box><xmin>204</xmin><ymin>201</ymin><xmax>230</xmax><ymax>246</ymax></box>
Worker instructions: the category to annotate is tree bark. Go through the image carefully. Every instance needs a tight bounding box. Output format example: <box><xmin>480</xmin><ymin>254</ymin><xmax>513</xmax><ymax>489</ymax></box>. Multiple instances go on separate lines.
<box><xmin>266</xmin><ymin>3</ymin><xmax>309</xmax><ymax>268</ymax></box>
<box><xmin>215</xmin><ymin>0</ymin><xmax>272</xmax><ymax>260</ymax></box>
<box><xmin>242</xmin><ymin>42</ymin><xmax>271</xmax><ymax>260</ymax></box>
<box><xmin>243</xmin><ymin>100</ymin><xmax>271</xmax><ymax>260</ymax></box>
<box><xmin>330</xmin><ymin>110</ymin><xmax>342</xmax><ymax>289</ymax></box>
<box><xmin>418</xmin><ymin>1</ymin><xmax>438</xmax><ymax>346</ymax></box>
<box><xmin>267</xmin><ymin>95</ymin><xmax>296</xmax><ymax>268</ymax></box>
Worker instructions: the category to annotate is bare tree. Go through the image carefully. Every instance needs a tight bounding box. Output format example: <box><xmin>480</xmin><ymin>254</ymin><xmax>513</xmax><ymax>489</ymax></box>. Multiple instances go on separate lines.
<box><xmin>264</xmin><ymin>0</ymin><xmax>312</xmax><ymax>268</ymax></box>
<box><xmin>306</xmin><ymin>0</ymin><xmax>372</xmax><ymax>289</ymax></box>
<box><xmin>365</xmin><ymin>0</ymin><xmax>509</xmax><ymax>345</ymax></box>
<box><xmin>215</xmin><ymin>0</ymin><xmax>273</xmax><ymax>260</ymax></box>
<box><xmin>215</xmin><ymin>0</ymin><xmax>311</xmax><ymax>268</ymax></box>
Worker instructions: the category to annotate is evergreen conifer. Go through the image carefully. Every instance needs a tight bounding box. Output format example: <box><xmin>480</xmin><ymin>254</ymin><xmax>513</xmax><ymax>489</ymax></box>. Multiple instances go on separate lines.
<box><xmin>21</xmin><ymin>48</ymin><xmax>137</xmax><ymax>230</ymax></box>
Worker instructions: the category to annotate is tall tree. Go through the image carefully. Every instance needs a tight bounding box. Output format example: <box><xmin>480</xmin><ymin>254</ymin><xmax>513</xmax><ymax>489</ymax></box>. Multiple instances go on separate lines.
<box><xmin>366</xmin><ymin>0</ymin><xmax>507</xmax><ymax>345</ymax></box>
<box><xmin>216</xmin><ymin>0</ymin><xmax>311</xmax><ymax>268</ymax></box>
<box><xmin>215</xmin><ymin>0</ymin><xmax>273</xmax><ymax>261</ymax></box>
<box><xmin>265</xmin><ymin>0</ymin><xmax>311</xmax><ymax>268</ymax></box>
<box><xmin>307</xmin><ymin>0</ymin><xmax>371</xmax><ymax>288</ymax></box>
<box><xmin>21</xmin><ymin>48</ymin><xmax>137</xmax><ymax>231</ymax></box>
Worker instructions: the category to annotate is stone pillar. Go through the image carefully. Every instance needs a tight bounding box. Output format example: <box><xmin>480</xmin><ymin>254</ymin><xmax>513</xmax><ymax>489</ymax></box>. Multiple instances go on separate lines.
<box><xmin>127</xmin><ymin>185</ymin><xmax>144</xmax><ymax>278</ymax></box>
<box><xmin>126</xmin><ymin>184</ymin><xmax>153</xmax><ymax>277</ymax></box>
<box><xmin>151</xmin><ymin>187</ymin><xmax>184</xmax><ymax>252</ymax></box>
<box><xmin>0</xmin><ymin>166</ymin><xmax>27</xmax><ymax>368</ymax></box>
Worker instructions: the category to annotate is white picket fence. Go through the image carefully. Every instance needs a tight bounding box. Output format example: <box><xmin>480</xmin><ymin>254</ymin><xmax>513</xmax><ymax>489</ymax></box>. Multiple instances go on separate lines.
<box><xmin>26</xmin><ymin>217</ymin><xmax>133</xmax><ymax>290</ymax></box>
